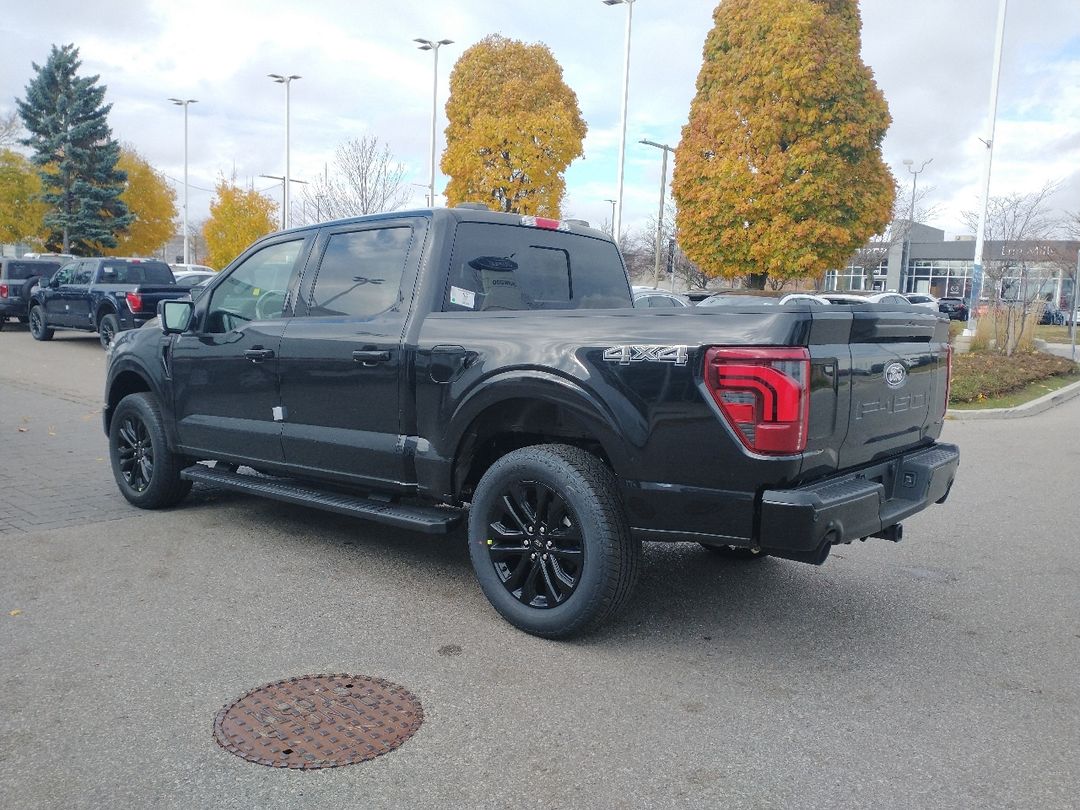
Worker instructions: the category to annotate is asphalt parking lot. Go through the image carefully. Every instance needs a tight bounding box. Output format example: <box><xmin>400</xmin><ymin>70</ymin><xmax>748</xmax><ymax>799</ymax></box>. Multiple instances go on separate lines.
<box><xmin>1</xmin><ymin>324</ymin><xmax>1078</xmax><ymax>809</ymax></box>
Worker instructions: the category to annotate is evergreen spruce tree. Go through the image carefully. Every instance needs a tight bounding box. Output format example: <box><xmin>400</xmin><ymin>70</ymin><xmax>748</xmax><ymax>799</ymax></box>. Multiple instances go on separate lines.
<box><xmin>17</xmin><ymin>43</ymin><xmax>132</xmax><ymax>254</ymax></box>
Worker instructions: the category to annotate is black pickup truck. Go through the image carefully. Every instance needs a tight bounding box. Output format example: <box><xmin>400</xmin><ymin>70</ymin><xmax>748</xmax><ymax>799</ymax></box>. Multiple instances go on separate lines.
<box><xmin>29</xmin><ymin>257</ymin><xmax>187</xmax><ymax>347</ymax></box>
<box><xmin>103</xmin><ymin>207</ymin><xmax>959</xmax><ymax>637</ymax></box>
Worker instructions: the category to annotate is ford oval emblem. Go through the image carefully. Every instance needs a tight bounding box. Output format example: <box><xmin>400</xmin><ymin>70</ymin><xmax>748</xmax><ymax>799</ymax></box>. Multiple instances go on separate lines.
<box><xmin>884</xmin><ymin>361</ymin><xmax>907</xmax><ymax>388</ymax></box>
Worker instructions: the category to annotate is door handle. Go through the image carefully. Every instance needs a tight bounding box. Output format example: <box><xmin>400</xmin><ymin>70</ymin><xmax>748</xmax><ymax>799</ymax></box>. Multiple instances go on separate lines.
<box><xmin>352</xmin><ymin>349</ymin><xmax>390</xmax><ymax>366</ymax></box>
<box><xmin>243</xmin><ymin>348</ymin><xmax>275</xmax><ymax>362</ymax></box>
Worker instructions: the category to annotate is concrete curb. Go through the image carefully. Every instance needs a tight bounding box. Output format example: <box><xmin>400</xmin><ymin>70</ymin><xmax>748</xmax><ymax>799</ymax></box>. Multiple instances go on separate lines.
<box><xmin>947</xmin><ymin>377</ymin><xmax>1080</xmax><ymax>420</ymax></box>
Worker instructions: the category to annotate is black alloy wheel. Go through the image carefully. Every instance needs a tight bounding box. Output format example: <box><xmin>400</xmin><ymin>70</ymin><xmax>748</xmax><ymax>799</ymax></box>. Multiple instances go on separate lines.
<box><xmin>108</xmin><ymin>392</ymin><xmax>191</xmax><ymax>509</ymax></box>
<box><xmin>98</xmin><ymin>313</ymin><xmax>119</xmax><ymax>349</ymax></box>
<box><xmin>485</xmin><ymin>480</ymin><xmax>584</xmax><ymax>609</ymax></box>
<box><xmin>29</xmin><ymin>305</ymin><xmax>53</xmax><ymax>341</ymax></box>
<box><xmin>468</xmin><ymin>444</ymin><xmax>641</xmax><ymax>638</ymax></box>
<box><xmin>115</xmin><ymin>414</ymin><xmax>154</xmax><ymax>493</ymax></box>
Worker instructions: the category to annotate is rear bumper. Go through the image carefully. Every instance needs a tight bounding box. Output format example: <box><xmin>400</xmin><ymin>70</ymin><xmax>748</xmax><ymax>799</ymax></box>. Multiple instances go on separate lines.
<box><xmin>758</xmin><ymin>442</ymin><xmax>960</xmax><ymax>554</ymax></box>
<box><xmin>0</xmin><ymin>298</ymin><xmax>25</xmax><ymax>317</ymax></box>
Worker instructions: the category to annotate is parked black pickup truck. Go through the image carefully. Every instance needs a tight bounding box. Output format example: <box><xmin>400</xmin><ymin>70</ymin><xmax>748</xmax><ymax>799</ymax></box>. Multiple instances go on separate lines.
<box><xmin>29</xmin><ymin>257</ymin><xmax>187</xmax><ymax>347</ymax></box>
<box><xmin>0</xmin><ymin>257</ymin><xmax>64</xmax><ymax>330</ymax></box>
<box><xmin>103</xmin><ymin>207</ymin><xmax>959</xmax><ymax>637</ymax></box>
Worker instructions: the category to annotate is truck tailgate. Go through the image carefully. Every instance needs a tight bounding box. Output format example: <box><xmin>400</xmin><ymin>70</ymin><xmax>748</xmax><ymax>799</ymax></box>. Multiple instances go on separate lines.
<box><xmin>804</xmin><ymin>307</ymin><xmax>949</xmax><ymax>476</ymax></box>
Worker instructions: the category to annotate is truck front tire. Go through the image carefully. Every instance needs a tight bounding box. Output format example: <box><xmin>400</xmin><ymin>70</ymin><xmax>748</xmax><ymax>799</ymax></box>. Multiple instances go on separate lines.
<box><xmin>29</xmin><ymin>305</ymin><xmax>53</xmax><ymax>341</ymax></box>
<box><xmin>468</xmin><ymin>444</ymin><xmax>641</xmax><ymax>638</ymax></box>
<box><xmin>109</xmin><ymin>392</ymin><xmax>191</xmax><ymax>509</ymax></box>
<box><xmin>98</xmin><ymin>313</ymin><xmax>119</xmax><ymax>348</ymax></box>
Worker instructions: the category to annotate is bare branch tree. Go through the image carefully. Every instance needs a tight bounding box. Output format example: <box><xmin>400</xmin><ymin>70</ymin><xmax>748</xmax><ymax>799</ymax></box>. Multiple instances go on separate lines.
<box><xmin>848</xmin><ymin>178</ymin><xmax>939</xmax><ymax>288</ymax></box>
<box><xmin>297</xmin><ymin>136</ymin><xmax>409</xmax><ymax>224</ymax></box>
<box><xmin>0</xmin><ymin>110</ymin><xmax>24</xmax><ymax>149</ymax></box>
<box><xmin>961</xmin><ymin>181</ymin><xmax>1059</xmax><ymax>355</ymax></box>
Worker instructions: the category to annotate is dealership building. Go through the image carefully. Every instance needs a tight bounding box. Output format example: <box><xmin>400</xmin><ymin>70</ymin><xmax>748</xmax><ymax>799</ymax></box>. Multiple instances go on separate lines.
<box><xmin>827</xmin><ymin>223</ymin><xmax>1079</xmax><ymax>307</ymax></box>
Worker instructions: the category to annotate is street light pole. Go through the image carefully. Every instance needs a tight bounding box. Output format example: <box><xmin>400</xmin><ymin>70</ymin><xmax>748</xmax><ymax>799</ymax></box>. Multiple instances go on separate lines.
<box><xmin>901</xmin><ymin>157</ymin><xmax>932</xmax><ymax>294</ymax></box>
<box><xmin>640</xmin><ymin>138</ymin><xmax>676</xmax><ymax>288</ymax></box>
<box><xmin>966</xmin><ymin>0</ymin><xmax>1008</xmax><ymax>335</ymax></box>
<box><xmin>259</xmin><ymin>175</ymin><xmax>309</xmax><ymax>225</ymax></box>
<box><xmin>603</xmin><ymin>198</ymin><xmax>617</xmax><ymax>235</ymax></box>
<box><xmin>415</xmin><ymin>38</ymin><xmax>454</xmax><ymax>208</ymax></box>
<box><xmin>603</xmin><ymin>0</ymin><xmax>636</xmax><ymax>246</ymax></box>
<box><xmin>168</xmin><ymin>98</ymin><xmax>197</xmax><ymax>264</ymax></box>
<box><xmin>268</xmin><ymin>73</ymin><xmax>301</xmax><ymax>229</ymax></box>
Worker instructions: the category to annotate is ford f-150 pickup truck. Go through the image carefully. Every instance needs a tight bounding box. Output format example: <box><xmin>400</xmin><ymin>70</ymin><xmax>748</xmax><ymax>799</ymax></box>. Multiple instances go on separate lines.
<box><xmin>29</xmin><ymin>257</ymin><xmax>187</xmax><ymax>347</ymax></box>
<box><xmin>103</xmin><ymin>207</ymin><xmax>959</xmax><ymax>637</ymax></box>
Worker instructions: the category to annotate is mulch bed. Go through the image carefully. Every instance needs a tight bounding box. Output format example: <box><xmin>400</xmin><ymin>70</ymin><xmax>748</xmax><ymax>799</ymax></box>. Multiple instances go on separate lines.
<box><xmin>950</xmin><ymin>351</ymin><xmax>1079</xmax><ymax>404</ymax></box>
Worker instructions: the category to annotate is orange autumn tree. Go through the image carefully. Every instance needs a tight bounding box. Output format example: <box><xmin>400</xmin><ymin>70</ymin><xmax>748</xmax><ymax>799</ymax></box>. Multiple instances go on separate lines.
<box><xmin>441</xmin><ymin>35</ymin><xmax>586</xmax><ymax>216</ymax></box>
<box><xmin>673</xmin><ymin>0</ymin><xmax>894</xmax><ymax>287</ymax></box>
<box><xmin>202</xmin><ymin>175</ymin><xmax>277</xmax><ymax>270</ymax></box>
<box><xmin>101</xmin><ymin>146</ymin><xmax>177</xmax><ymax>256</ymax></box>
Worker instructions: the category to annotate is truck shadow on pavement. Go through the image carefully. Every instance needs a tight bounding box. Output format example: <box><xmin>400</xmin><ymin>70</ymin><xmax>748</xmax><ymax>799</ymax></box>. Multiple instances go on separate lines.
<box><xmin>178</xmin><ymin>486</ymin><xmax>919</xmax><ymax>664</ymax></box>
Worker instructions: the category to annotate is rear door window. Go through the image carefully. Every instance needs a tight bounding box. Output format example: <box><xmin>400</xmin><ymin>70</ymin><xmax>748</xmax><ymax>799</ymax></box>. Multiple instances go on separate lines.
<box><xmin>304</xmin><ymin>227</ymin><xmax>412</xmax><ymax>319</ymax></box>
<box><xmin>443</xmin><ymin>223</ymin><xmax>630</xmax><ymax>312</ymax></box>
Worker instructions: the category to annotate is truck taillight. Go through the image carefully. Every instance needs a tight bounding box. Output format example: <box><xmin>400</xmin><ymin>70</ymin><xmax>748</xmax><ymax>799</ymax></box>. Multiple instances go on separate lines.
<box><xmin>704</xmin><ymin>346</ymin><xmax>810</xmax><ymax>455</ymax></box>
<box><xmin>0</xmin><ymin>284</ymin><xmax>7</xmax><ymax>299</ymax></box>
<box><xmin>125</xmin><ymin>292</ymin><xmax>143</xmax><ymax>312</ymax></box>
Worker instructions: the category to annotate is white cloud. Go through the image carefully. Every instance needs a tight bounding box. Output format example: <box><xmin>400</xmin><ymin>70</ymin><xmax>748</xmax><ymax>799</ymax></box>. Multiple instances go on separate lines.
<box><xmin>2</xmin><ymin>0</ymin><xmax>1078</xmax><ymax>241</ymax></box>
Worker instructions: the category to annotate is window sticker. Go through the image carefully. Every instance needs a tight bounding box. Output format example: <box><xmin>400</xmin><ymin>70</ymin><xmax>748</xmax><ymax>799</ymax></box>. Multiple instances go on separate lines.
<box><xmin>449</xmin><ymin>285</ymin><xmax>476</xmax><ymax>309</ymax></box>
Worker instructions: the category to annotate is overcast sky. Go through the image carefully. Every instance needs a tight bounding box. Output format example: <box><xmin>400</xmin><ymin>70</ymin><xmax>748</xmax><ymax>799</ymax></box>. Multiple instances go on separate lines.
<box><xmin>2</xmin><ymin>0</ymin><xmax>1078</xmax><ymax>242</ymax></box>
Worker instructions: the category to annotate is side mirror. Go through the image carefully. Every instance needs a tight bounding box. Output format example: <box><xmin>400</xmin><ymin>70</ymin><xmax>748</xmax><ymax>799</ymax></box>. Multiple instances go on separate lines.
<box><xmin>49</xmin><ymin>277</ymin><xmax>60</xmax><ymax>289</ymax></box>
<box><xmin>159</xmin><ymin>299</ymin><xmax>194</xmax><ymax>334</ymax></box>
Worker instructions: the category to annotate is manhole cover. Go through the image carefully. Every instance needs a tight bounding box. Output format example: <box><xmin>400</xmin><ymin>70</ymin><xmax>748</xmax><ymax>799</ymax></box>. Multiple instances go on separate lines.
<box><xmin>213</xmin><ymin>674</ymin><xmax>423</xmax><ymax>769</ymax></box>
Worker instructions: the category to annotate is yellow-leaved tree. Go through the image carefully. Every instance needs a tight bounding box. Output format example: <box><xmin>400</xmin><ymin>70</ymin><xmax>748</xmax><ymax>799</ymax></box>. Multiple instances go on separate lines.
<box><xmin>202</xmin><ymin>176</ymin><xmax>278</xmax><ymax>271</ymax></box>
<box><xmin>101</xmin><ymin>146</ymin><xmax>177</xmax><ymax>256</ymax></box>
<box><xmin>673</xmin><ymin>0</ymin><xmax>894</xmax><ymax>287</ymax></box>
<box><xmin>0</xmin><ymin>148</ymin><xmax>49</xmax><ymax>246</ymax></box>
<box><xmin>441</xmin><ymin>35</ymin><xmax>586</xmax><ymax>216</ymax></box>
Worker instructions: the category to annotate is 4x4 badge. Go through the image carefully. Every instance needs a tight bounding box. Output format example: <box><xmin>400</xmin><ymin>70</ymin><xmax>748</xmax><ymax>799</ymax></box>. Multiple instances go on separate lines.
<box><xmin>884</xmin><ymin>361</ymin><xmax>907</xmax><ymax>388</ymax></box>
<box><xmin>603</xmin><ymin>345</ymin><xmax>689</xmax><ymax>366</ymax></box>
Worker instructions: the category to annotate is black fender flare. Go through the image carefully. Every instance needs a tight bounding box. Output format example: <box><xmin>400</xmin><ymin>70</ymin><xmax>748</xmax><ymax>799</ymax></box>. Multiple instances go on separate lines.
<box><xmin>441</xmin><ymin>369</ymin><xmax>639</xmax><ymax>493</ymax></box>
<box><xmin>104</xmin><ymin>357</ymin><xmax>177</xmax><ymax>446</ymax></box>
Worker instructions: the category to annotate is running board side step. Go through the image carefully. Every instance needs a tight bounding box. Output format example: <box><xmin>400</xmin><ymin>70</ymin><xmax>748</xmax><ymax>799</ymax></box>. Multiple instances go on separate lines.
<box><xmin>180</xmin><ymin>465</ymin><xmax>462</xmax><ymax>534</ymax></box>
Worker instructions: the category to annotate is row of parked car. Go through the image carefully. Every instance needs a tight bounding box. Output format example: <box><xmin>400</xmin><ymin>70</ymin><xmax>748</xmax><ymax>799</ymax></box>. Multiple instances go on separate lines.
<box><xmin>0</xmin><ymin>255</ymin><xmax>216</xmax><ymax>345</ymax></box>
<box><xmin>632</xmin><ymin>286</ymin><xmax>972</xmax><ymax>320</ymax></box>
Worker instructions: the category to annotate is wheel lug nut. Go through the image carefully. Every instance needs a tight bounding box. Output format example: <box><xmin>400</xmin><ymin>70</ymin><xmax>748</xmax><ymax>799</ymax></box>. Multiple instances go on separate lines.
<box><xmin>530</xmin><ymin>553</ymin><xmax>537</xmax><ymax>560</ymax></box>
<box><xmin>542</xmin><ymin>553</ymin><xmax>548</xmax><ymax>561</ymax></box>
<box><xmin>546</xmin><ymin>541</ymin><xmax>553</xmax><ymax>549</ymax></box>
<box><xmin>539</xmin><ymin>526</ymin><xmax>546</xmax><ymax>534</ymax></box>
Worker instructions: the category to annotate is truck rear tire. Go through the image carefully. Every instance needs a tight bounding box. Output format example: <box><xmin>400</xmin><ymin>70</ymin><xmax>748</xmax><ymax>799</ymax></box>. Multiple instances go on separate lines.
<box><xmin>109</xmin><ymin>392</ymin><xmax>192</xmax><ymax>509</ymax></box>
<box><xmin>468</xmin><ymin>444</ymin><xmax>641</xmax><ymax>638</ymax></box>
<box><xmin>98</xmin><ymin>313</ymin><xmax>120</xmax><ymax>348</ymax></box>
<box><xmin>29</xmin><ymin>305</ymin><xmax>53</xmax><ymax>341</ymax></box>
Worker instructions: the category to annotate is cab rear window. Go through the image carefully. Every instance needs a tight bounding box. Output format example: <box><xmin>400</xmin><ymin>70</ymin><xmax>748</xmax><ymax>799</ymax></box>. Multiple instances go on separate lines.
<box><xmin>98</xmin><ymin>262</ymin><xmax>175</xmax><ymax>285</ymax></box>
<box><xmin>443</xmin><ymin>223</ymin><xmax>631</xmax><ymax>312</ymax></box>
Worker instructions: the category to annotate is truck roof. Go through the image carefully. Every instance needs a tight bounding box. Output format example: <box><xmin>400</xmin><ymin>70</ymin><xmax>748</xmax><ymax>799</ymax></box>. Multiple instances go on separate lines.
<box><xmin>273</xmin><ymin>206</ymin><xmax>613</xmax><ymax>242</ymax></box>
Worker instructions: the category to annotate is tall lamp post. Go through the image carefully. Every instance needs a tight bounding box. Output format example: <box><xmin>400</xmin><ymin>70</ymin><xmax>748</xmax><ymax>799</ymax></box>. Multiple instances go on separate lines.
<box><xmin>640</xmin><ymin>138</ymin><xmax>676</xmax><ymax>288</ymax></box>
<box><xmin>967</xmin><ymin>0</ymin><xmax>1009</xmax><ymax>335</ymax></box>
<box><xmin>603</xmin><ymin>0</ymin><xmax>636</xmax><ymax>246</ymax></box>
<box><xmin>168</xmin><ymin>98</ymin><xmax>197</xmax><ymax>264</ymax></box>
<box><xmin>414</xmin><ymin>38</ymin><xmax>454</xmax><ymax>208</ymax></box>
<box><xmin>604</xmin><ymin>198</ymin><xmax>617</xmax><ymax>235</ymax></box>
<box><xmin>901</xmin><ymin>157</ymin><xmax>932</xmax><ymax>294</ymax></box>
<box><xmin>268</xmin><ymin>73</ymin><xmax>301</xmax><ymax>229</ymax></box>
<box><xmin>260</xmin><ymin>174</ymin><xmax>309</xmax><ymax>225</ymax></box>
